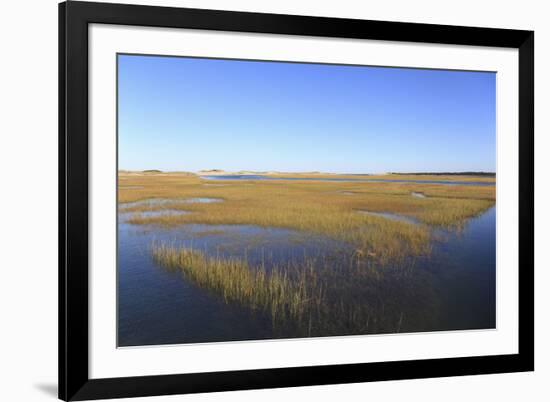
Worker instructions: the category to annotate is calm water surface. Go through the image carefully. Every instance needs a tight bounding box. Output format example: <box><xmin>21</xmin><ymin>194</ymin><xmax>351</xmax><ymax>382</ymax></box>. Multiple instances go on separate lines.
<box><xmin>357</xmin><ymin>210</ymin><xmax>420</xmax><ymax>225</ymax></box>
<box><xmin>201</xmin><ymin>175</ymin><xmax>495</xmax><ymax>186</ymax></box>
<box><xmin>118</xmin><ymin>207</ymin><xmax>496</xmax><ymax>346</ymax></box>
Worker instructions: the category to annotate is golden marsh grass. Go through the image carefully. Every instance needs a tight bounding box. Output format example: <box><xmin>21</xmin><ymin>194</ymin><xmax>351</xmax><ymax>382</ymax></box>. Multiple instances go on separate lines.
<box><xmin>119</xmin><ymin>172</ymin><xmax>494</xmax><ymax>261</ymax></box>
<box><xmin>152</xmin><ymin>243</ymin><xmax>439</xmax><ymax>335</ymax></box>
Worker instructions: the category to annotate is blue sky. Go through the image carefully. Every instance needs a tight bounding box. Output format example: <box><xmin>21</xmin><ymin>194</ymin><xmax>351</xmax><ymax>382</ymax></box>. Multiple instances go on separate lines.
<box><xmin>118</xmin><ymin>54</ymin><xmax>496</xmax><ymax>173</ymax></box>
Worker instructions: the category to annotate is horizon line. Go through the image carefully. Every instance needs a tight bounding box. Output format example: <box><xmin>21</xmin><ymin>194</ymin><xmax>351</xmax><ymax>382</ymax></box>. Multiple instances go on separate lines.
<box><xmin>117</xmin><ymin>169</ymin><xmax>497</xmax><ymax>175</ymax></box>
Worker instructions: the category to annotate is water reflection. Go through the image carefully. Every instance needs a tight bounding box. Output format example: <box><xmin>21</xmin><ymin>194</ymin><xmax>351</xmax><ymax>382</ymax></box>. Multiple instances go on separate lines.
<box><xmin>201</xmin><ymin>175</ymin><xmax>495</xmax><ymax>187</ymax></box>
<box><xmin>357</xmin><ymin>210</ymin><xmax>419</xmax><ymax>225</ymax></box>
<box><xmin>118</xmin><ymin>206</ymin><xmax>496</xmax><ymax>346</ymax></box>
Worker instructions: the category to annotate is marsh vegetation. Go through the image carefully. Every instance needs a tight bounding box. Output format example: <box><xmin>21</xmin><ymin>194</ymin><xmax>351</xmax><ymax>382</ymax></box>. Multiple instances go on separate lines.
<box><xmin>118</xmin><ymin>172</ymin><xmax>496</xmax><ymax>345</ymax></box>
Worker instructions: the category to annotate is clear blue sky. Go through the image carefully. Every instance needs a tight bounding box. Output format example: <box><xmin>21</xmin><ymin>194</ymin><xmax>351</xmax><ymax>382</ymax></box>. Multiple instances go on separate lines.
<box><xmin>118</xmin><ymin>54</ymin><xmax>496</xmax><ymax>173</ymax></box>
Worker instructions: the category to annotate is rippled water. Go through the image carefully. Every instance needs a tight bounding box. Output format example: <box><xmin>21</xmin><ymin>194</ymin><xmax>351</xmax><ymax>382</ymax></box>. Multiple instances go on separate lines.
<box><xmin>119</xmin><ymin>197</ymin><xmax>223</xmax><ymax>211</ymax></box>
<box><xmin>118</xmin><ymin>220</ymin><xmax>350</xmax><ymax>346</ymax></box>
<box><xmin>357</xmin><ymin>210</ymin><xmax>419</xmax><ymax>225</ymax></box>
<box><xmin>201</xmin><ymin>175</ymin><xmax>495</xmax><ymax>186</ymax></box>
<box><xmin>117</xmin><ymin>207</ymin><xmax>496</xmax><ymax>346</ymax></box>
<box><xmin>185</xmin><ymin>197</ymin><xmax>223</xmax><ymax>203</ymax></box>
<box><xmin>121</xmin><ymin>210</ymin><xmax>190</xmax><ymax>219</ymax></box>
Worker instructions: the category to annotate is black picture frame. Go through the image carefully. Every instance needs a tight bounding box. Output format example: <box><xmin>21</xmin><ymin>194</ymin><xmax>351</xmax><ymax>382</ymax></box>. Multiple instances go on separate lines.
<box><xmin>59</xmin><ymin>1</ymin><xmax>534</xmax><ymax>400</ymax></box>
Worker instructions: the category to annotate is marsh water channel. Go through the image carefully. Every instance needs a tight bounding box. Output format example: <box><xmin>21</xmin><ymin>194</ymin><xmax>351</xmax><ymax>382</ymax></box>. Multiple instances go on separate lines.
<box><xmin>118</xmin><ymin>196</ymin><xmax>496</xmax><ymax>347</ymax></box>
<box><xmin>201</xmin><ymin>175</ymin><xmax>495</xmax><ymax>186</ymax></box>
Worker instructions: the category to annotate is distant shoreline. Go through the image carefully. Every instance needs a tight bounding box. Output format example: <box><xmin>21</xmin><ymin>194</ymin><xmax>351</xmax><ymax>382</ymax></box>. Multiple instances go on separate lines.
<box><xmin>118</xmin><ymin>170</ymin><xmax>496</xmax><ymax>183</ymax></box>
<box><xmin>119</xmin><ymin>169</ymin><xmax>496</xmax><ymax>177</ymax></box>
<box><xmin>389</xmin><ymin>171</ymin><xmax>495</xmax><ymax>177</ymax></box>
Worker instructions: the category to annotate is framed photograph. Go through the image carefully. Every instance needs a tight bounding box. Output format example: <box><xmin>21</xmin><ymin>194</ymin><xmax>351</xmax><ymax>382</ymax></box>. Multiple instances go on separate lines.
<box><xmin>59</xmin><ymin>1</ymin><xmax>534</xmax><ymax>400</ymax></box>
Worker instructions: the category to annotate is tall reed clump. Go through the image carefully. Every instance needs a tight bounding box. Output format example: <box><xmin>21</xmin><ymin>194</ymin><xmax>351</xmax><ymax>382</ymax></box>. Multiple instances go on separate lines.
<box><xmin>151</xmin><ymin>242</ymin><xmax>439</xmax><ymax>336</ymax></box>
<box><xmin>151</xmin><ymin>243</ymin><xmax>321</xmax><ymax>325</ymax></box>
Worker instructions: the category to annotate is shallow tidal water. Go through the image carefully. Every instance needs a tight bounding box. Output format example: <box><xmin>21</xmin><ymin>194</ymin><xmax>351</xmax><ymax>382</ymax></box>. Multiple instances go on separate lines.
<box><xmin>117</xmin><ymin>206</ymin><xmax>496</xmax><ymax>347</ymax></box>
<box><xmin>201</xmin><ymin>175</ymin><xmax>495</xmax><ymax>186</ymax></box>
<box><xmin>357</xmin><ymin>210</ymin><xmax>420</xmax><ymax>225</ymax></box>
